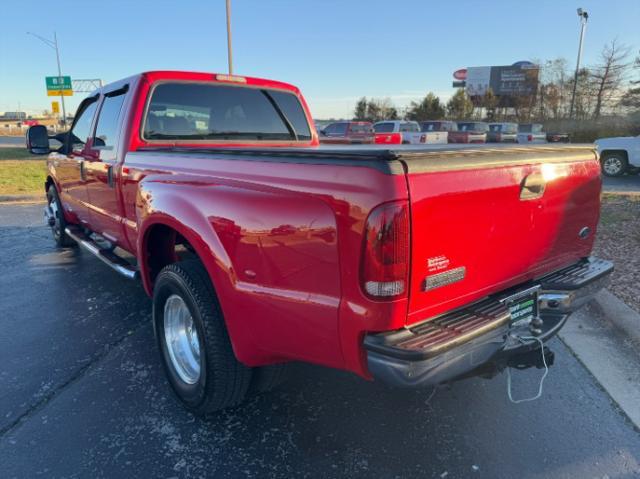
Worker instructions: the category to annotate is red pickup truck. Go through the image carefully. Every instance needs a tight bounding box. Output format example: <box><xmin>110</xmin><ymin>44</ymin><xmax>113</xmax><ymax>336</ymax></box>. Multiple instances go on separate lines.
<box><xmin>27</xmin><ymin>71</ymin><xmax>612</xmax><ymax>414</ymax></box>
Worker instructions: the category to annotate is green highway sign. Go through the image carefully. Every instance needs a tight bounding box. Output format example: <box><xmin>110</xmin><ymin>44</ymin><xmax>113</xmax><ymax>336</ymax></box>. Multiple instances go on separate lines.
<box><xmin>46</xmin><ymin>76</ymin><xmax>73</xmax><ymax>96</ymax></box>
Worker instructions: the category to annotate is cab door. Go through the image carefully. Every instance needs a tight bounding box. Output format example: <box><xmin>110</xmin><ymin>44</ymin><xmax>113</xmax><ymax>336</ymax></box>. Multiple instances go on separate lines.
<box><xmin>56</xmin><ymin>96</ymin><xmax>99</xmax><ymax>225</ymax></box>
<box><xmin>84</xmin><ymin>86</ymin><xmax>129</xmax><ymax>244</ymax></box>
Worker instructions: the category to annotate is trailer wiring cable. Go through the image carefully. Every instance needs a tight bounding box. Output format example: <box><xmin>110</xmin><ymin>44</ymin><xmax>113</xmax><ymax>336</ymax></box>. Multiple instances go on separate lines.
<box><xmin>505</xmin><ymin>334</ymin><xmax>549</xmax><ymax>404</ymax></box>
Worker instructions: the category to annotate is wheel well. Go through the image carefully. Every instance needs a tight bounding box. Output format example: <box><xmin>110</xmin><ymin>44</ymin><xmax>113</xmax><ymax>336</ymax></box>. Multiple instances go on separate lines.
<box><xmin>601</xmin><ymin>150</ymin><xmax>628</xmax><ymax>161</ymax></box>
<box><xmin>45</xmin><ymin>176</ymin><xmax>55</xmax><ymax>192</ymax></box>
<box><xmin>144</xmin><ymin>224</ymin><xmax>198</xmax><ymax>288</ymax></box>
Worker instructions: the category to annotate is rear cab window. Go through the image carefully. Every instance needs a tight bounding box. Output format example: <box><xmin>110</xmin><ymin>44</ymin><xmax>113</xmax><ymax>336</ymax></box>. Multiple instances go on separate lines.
<box><xmin>374</xmin><ymin>122</ymin><xmax>395</xmax><ymax>133</ymax></box>
<box><xmin>399</xmin><ymin>122</ymin><xmax>419</xmax><ymax>132</ymax></box>
<box><xmin>143</xmin><ymin>82</ymin><xmax>312</xmax><ymax>142</ymax></box>
<box><xmin>348</xmin><ymin>123</ymin><xmax>372</xmax><ymax>134</ymax></box>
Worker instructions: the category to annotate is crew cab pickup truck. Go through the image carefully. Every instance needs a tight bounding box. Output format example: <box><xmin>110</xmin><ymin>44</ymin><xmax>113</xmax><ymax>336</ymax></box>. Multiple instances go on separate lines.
<box><xmin>373</xmin><ymin>120</ymin><xmax>447</xmax><ymax>145</ymax></box>
<box><xmin>27</xmin><ymin>70</ymin><xmax>613</xmax><ymax>414</ymax></box>
<box><xmin>518</xmin><ymin>123</ymin><xmax>547</xmax><ymax>144</ymax></box>
<box><xmin>455</xmin><ymin>121</ymin><xmax>489</xmax><ymax>143</ymax></box>
<box><xmin>595</xmin><ymin>134</ymin><xmax>640</xmax><ymax>177</ymax></box>
<box><xmin>419</xmin><ymin>121</ymin><xmax>467</xmax><ymax>144</ymax></box>
<box><xmin>487</xmin><ymin>122</ymin><xmax>518</xmax><ymax>143</ymax></box>
<box><xmin>319</xmin><ymin>121</ymin><xmax>375</xmax><ymax>144</ymax></box>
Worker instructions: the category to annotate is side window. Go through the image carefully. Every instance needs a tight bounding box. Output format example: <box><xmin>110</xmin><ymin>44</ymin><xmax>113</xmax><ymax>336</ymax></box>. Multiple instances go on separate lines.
<box><xmin>334</xmin><ymin>123</ymin><xmax>348</xmax><ymax>135</ymax></box>
<box><xmin>324</xmin><ymin>123</ymin><xmax>336</xmax><ymax>134</ymax></box>
<box><xmin>69</xmin><ymin>98</ymin><xmax>99</xmax><ymax>151</ymax></box>
<box><xmin>93</xmin><ymin>91</ymin><xmax>127</xmax><ymax>161</ymax></box>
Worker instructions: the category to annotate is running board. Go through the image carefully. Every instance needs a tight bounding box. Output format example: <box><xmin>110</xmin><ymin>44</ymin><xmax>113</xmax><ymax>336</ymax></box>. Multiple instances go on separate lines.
<box><xmin>64</xmin><ymin>227</ymin><xmax>139</xmax><ymax>280</ymax></box>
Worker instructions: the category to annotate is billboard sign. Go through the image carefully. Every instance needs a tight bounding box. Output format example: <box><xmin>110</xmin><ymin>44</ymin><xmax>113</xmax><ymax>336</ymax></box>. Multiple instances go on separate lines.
<box><xmin>464</xmin><ymin>63</ymin><xmax>539</xmax><ymax>105</ymax></box>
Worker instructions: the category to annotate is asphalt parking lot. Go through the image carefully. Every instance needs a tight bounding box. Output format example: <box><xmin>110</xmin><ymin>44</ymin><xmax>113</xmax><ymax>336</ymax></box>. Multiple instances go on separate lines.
<box><xmin>602</xmin><ymin>173</ymin><xmax>640</xmax><ymax>193</ymax></box>
<box><xmin>1</xmin><ymin>203</ymin><xmax>639</xmax><ymax>478</ymax></box>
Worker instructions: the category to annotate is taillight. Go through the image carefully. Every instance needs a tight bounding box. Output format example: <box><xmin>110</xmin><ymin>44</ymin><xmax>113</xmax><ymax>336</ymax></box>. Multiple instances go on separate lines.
<box><xmin>528</xmin><ymin>134</ymin><xmax>533</xmax><ymax>142</ymax></box>
<box><xmin>361</xmin><ymin>201</ymin><xmax>409</xmax><ymax>299</ymax></box>
<box><xmin>420</xmin><ymin>134</ymin><xmax>427</xmax><ymax>143</ymax></box>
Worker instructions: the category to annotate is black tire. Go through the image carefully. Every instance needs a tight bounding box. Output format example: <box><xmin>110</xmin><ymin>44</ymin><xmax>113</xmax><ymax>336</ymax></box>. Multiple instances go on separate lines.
<box><xmin>153</xmin><ymin>259</ymin><xmax>252</xmax><ymax>414</ymax></box>
<box><xmin>46</xmin><ymin>185</ymin><xmax>75</xmax><ymax>247</ymax></box>
<box><xmin>249</xmin><ymin>363</ymin><xmax>289</xmax><ymax>395</ymax></box>
<box><xmin>600</xmin><ymin>152</ymin><xmax>628</xmax><ymax>177</ymax></box>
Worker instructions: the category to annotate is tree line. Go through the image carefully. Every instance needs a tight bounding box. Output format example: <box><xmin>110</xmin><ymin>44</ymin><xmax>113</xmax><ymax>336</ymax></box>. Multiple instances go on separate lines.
<box><xmin>352</xmin><ymin>40</ymin><xmax>640</xmax><ymax>124</ymax></box>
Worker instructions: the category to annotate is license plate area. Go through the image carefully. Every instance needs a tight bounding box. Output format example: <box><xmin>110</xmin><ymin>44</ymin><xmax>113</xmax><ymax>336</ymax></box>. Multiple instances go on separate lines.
<box><xmin>501</xmin><ymin>286</ymin><xmax>540</xmax><ymax>328</ymax></box>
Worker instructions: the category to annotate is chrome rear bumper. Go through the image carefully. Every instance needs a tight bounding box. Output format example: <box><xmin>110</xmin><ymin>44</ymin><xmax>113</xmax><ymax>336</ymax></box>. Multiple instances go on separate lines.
<box><xmin>364</xmin><ymin>257</ymin><xmax>613</xmax><ymax>388</ymax></box>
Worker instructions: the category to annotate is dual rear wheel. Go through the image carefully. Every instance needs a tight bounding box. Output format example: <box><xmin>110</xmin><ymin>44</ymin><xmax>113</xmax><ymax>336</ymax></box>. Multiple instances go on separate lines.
<box><xmin>153</xmin><ymin>259</ymin><xmax>288</xmax><ymax>414</ymax></box>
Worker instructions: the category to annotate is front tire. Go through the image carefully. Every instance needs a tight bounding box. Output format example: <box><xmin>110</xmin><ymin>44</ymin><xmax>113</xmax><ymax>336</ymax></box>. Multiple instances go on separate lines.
<box><xmin>600</xmin><ymin>152</ymin><xmax>628</xmax><ymax>177</ymax></box>
<box><xmin>153</xmin><ymin>259</ymin><xmax>252</xmax><ymax>414</ymax></box>
<box><xmin>46</xmin><ymin>185</ymin><xmax>75</xmax><ymax>247</ymax></box>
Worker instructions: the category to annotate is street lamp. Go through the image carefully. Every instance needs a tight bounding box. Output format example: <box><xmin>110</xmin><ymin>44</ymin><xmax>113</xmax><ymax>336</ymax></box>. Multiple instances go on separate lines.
<box><xmin>226</xmin><ymin>0</ymin><xmax>233</xmax><ymax>74</ymax></box>
<box><xmin>569</xmin><ymin>8</ymin><xmax>589</xmax><ymax>119</ymax></box>
<box><xmin>26</xmin><ymin>31</ymin><xmax>67</xmax><ymax>128</ymax></box>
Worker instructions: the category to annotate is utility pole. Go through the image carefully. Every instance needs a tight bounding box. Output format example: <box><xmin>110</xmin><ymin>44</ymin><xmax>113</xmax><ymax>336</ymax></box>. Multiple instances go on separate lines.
<box><xmin>27</xmin><ymin>31</ymin><xmax>67</xmax><ymax>128</ymax></box>
<box><xmin>569</xmin><ymin>8</ymin><xmax>589</xmax><ymax>119</ymax></box>
<box><xmin>226</xmin><ymin>0</ymin><xmax>233</xmax><ymax>74</ymax></box>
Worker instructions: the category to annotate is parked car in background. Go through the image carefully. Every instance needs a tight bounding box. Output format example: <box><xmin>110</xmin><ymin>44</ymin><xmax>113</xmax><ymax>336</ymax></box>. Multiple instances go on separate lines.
<box><xmin>420</xmin><ymin>121</ymin><xmax>464</xmax><ymax>143</ymax></box>
<box><xmin>518</xmin><ymin>123</ymin><xmax>547</xmax><ymax>144</ymax></box>
<box><xmin>487</xmin><ymin>122</ymin><xmax>518</xmax><ymax>143</ymax></box>
<box><xmin>595</xmin><ymin>134</ymin><xmax>640</xmax><ymax>177</ymax></box>
<box><xmin>319</xmin><ymin>121</ymin><xmax>374</xmax><ymax>144</ymax></box>
<box><xmin>454</xmin><ymin>121</ymin><xmax>489</xmax><ymax>143</ymax></box>
<box><xmin>546</xmin><ymin>132</ymin><xmax>571</xmax><ymax>143</ymax></box>
<box><xmin>374</xmin><ymin>120</ymin><xmax>447</xmax><ymax>145</ymax></box>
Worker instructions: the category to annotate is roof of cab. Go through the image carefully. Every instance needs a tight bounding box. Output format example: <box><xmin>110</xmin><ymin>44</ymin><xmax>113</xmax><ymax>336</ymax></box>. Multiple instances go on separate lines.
<box><xmin>94</xmin><ymin>70</ymin><xmax>302</xmax><ymax>97</ymax></box>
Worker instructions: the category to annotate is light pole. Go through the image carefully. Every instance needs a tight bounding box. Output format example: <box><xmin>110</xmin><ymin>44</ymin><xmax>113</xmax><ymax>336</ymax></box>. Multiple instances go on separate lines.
<box><xmin>27</xmin><ymin>31</ymin><xmax>67</xmax><ymax>128</ymax></box>
<box><xmin>226</xmin><ymin>0</ymin><xmax>233</xmax><ymax>74</ymax></box>
<box><xmin>569</xmin><ymin>8</ymin><xmax>589</xmax><ymax>119</ymax></box>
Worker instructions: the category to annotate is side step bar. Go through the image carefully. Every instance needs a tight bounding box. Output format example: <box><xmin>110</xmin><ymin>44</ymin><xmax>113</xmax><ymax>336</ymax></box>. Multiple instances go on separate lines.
<box><xmin>64</xmin><ymin>227</ymin><xmax>139</xmax><ymax>280</ymax></box>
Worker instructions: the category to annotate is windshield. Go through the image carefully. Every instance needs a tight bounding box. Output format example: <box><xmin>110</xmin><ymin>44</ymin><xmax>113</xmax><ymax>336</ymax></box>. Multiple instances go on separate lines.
<box><xmin>143</xmin><ymin>82</ymin><xmax>312</xmax><ymax>141</ymax></box>
<box><xmin>349</xmin><ymin>123</ymin><xmax>373</xmax><ymax>134</ymax></box>
<box><xmin>458</xmin><ymin>122</ymin><xmax>488</xmax><ymax>132</ymax></box>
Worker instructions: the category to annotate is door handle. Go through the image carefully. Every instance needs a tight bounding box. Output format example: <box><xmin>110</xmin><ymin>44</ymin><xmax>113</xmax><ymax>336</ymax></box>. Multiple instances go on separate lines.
<box><xmin>107</xmin><ymin>165</ymin><xmax>115</xmax><ymax>188</ymax></box>
<box><xmin>520</xmin><ymin>173</ymin><xmax>546</xmax><ymax>200</ymax></box>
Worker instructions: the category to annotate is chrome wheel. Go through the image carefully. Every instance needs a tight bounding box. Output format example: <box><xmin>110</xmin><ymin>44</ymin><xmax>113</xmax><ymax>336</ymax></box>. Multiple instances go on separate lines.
<box><xmin>47</xmin><ymin>190</ymin><xmax>61</xmax><ymax>241</ymax></box>
<box><xmin>163</xmin><ymin>294</ymin><xmax>201</xmax><ymax>384</ymax></box>
<box><xmin>603</xmin><ymin>156</ymin><xmax>624</xmax><ymax>176</ymax></box>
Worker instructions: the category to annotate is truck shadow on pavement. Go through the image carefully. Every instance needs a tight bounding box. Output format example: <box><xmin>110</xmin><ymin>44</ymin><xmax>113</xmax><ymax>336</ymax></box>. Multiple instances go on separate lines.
<box><xmin>1</xmin><ymin>221</ymin><xmax>639</xmax><ymax>478</ymax></box>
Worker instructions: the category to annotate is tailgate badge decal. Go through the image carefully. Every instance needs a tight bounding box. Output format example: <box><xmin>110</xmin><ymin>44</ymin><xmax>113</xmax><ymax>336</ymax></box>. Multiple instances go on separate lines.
<box><xmin>423</xmin><ymin>266</ymin><xmax>466</xmax><ymax>292</ymax></box>
<box><xmin>427</xmin><ymin>255</ymin><xmax>450</xmax><ymax>272</ymax></box>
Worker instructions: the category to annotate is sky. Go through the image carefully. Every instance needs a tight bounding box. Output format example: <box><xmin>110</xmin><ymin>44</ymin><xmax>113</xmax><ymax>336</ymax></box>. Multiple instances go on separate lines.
<box><xmin>0</xmin><ymin>0</ymin><xmax>638</xmax><ymax>119</ymax></box>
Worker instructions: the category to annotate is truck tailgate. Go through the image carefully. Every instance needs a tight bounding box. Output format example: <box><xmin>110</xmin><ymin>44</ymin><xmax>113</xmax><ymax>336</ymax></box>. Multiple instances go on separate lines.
<box><xmin>401</xmin><ymin>146</ymin><xmax>601</xmax><ymax>325</ymax></box>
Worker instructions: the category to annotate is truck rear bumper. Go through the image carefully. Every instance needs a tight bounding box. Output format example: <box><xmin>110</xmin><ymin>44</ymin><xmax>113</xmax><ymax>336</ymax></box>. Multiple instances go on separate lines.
<box><xmin>364</xmin><ymin>257</ymin><xmax>613</xmax><ymax>388</ymax></box>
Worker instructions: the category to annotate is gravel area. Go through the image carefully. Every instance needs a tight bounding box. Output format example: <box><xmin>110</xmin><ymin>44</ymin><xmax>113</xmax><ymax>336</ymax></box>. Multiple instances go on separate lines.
<box><xmin>593</xmin><ymin>194</ymin><xmax>640</xmax><ymax>313</ymax></box>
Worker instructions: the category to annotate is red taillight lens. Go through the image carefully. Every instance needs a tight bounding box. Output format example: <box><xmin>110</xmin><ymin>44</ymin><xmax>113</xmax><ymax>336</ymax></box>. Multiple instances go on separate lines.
<box><xmin>528</xmin><ymin>134</ymin><xmax>533</xmax><ymax>142</ymax></box>
<box><xmin>361</xmin><ymin>201</ymin><xmax>409</xmax><ymax>299</ymax></box>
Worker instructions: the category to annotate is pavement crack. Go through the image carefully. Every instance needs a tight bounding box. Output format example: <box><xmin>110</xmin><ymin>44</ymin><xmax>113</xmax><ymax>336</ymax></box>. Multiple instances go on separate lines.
<box><xmin>0</xmin><ymin>316</ymin><xmax>150</xmax><ymax>439</ymax></box>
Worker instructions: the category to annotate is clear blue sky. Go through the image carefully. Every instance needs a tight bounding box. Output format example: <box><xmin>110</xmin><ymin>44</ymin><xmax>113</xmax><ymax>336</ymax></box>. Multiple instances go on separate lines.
<box><xmin>0</xmin><ymin>0</ymin><xmax>638</xmax><ymax>119</ymax></box>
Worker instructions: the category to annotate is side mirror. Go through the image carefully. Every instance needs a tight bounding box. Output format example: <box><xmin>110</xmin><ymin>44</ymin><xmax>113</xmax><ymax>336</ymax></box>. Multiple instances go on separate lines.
<box><xmin>26</xmin><ymin>125</ymin><xmax>50</xmax><ymax>155</ymax></box>
<box><xmin>319</xmin><ymin>129</ymin><xmax>326</xmax><ymax>136</ymax></box>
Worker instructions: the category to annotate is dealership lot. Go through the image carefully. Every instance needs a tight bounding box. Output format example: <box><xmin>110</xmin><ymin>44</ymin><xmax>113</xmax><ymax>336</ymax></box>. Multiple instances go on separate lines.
<box><xmin>0</xmin><ymin>203</ymin><xmax>639</xmax><ymax>478</ymax></box>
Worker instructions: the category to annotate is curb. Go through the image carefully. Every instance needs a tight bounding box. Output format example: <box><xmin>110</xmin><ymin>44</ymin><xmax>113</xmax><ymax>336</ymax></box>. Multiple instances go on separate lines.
<box><xmin>591</xmin><ymin>289</ymin><xmax>640</xmax><ymax>346</ymax></box>
<box><xmin>0</xmin><ymin>195</ymin><xmax>44</xmax><ymax>204</ymax></box>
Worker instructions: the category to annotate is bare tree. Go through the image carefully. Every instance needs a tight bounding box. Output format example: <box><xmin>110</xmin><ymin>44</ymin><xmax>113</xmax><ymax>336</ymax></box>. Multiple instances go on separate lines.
<box><xmin>590</xmin><ymin>40</ymin><xmax>630</xmax><ymax>119</ymax></box>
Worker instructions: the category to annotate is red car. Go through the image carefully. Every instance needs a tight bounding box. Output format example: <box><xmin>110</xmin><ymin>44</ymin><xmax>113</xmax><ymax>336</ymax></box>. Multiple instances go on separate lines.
<box><xmin>319</xmin><ymin>121</ymin><xmax>374</xmax><ymax>144</ymax></box>
<box><xmin>27</xmin><ymin>70</ymin><xmax>612</xmax><ymax>414</ymax></box>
